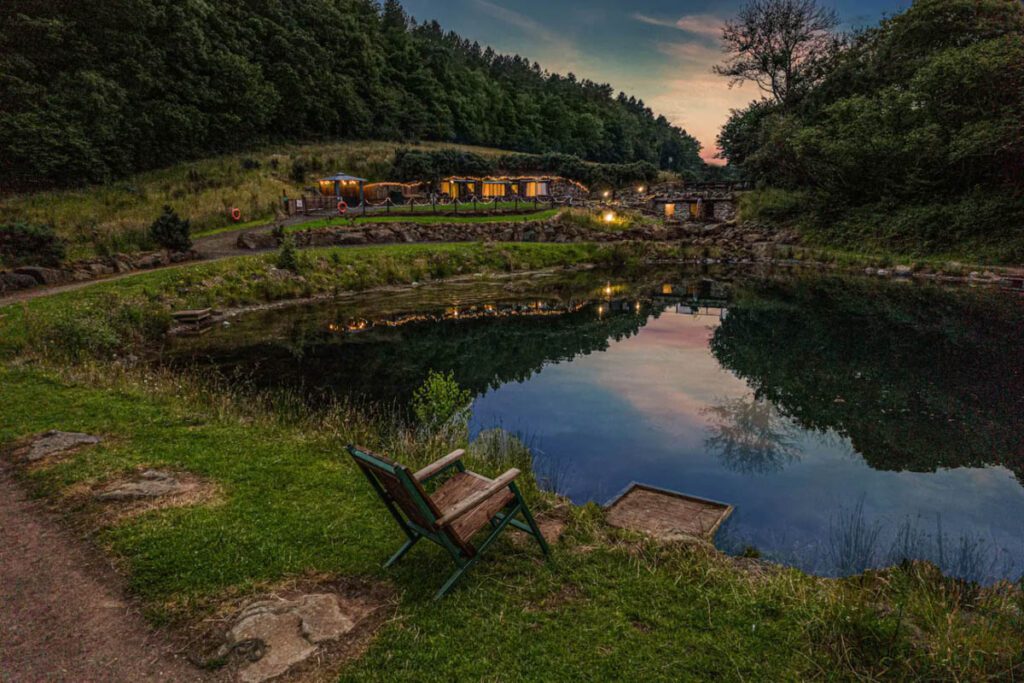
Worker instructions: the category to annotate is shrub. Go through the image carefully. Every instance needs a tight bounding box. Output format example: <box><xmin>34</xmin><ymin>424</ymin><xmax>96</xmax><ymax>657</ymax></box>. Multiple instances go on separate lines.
<box><xmin>411</xmin><ymin>370</ymin><xmax>471</xmax><ymax>431</ymax></box>
<box><xmin>276</xmin><ymin>236</ymin><xmax>299</xmax><ymax>272</ymax></box>
<box><xmin>737</xmin><ymin>189</ymin><xmax>807</xmax><ymax>224</ymax></box>
<box><xmin>0</xmin><ymin>222</ymin><xmax>66</xmax><ymax>267</ymax></box>
<box><xmin>148</xmin><ymin>206</ymin><xmax>192</xmax><ymax>251</ymax></box>
<box><xmin>290</xmin><ymin>160</ymin><xmax>307</xmax><ymax>184</ymax></box>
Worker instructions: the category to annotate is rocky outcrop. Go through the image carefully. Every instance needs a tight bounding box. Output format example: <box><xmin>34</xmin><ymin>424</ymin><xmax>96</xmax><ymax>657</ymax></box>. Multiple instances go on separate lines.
<box><xmin>0</xmin><ymin>249</ymin><xmax>200</xmax><ymax>295</ymax></box>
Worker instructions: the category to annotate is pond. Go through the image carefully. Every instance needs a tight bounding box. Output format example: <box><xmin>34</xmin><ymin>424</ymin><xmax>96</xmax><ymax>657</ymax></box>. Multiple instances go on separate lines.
<box><xmin>165</xmin><ymin>267</ymin><xmax>1024</xmax><ymax>584</ymax></box>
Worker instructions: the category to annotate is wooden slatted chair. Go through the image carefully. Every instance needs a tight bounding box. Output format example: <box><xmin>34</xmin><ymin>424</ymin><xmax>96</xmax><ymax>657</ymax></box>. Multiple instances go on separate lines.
<box><xmin>347</xmin><ymin>444</ymin><xmax>550</xmax><ymax>599</ymax></box>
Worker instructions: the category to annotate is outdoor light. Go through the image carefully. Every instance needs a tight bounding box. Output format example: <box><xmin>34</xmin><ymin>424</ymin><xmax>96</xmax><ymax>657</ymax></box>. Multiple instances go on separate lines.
<box><xmin>604</xmin><ymin>283</ymin><xmax>613</xmax><ymax>296</ymax></box>
<box><xmin>637</xmin><ymin>186</ymin><xmax>645</xmax><ymax>193</ymax></box>
<box><xmin>603</xmin><ymin>211</ymin><xmax>616</xmax><ymax>223</ymax></box>
<box><xmin>602</xmin><ymin>190</ymin><xmax>610</xmax><ymax>198</ymax></box>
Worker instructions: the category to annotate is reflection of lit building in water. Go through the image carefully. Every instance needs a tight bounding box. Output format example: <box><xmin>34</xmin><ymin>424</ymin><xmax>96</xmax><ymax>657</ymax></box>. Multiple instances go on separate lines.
<box><xmin>654</xmin><ymin>280</ymin><xmax>731</xmax><ymax>320</ymax></box>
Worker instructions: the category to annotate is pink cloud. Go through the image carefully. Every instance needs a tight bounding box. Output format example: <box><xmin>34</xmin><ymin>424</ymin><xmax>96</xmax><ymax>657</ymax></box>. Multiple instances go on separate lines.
<box><xmin>633</xmin><ymin>13</ymin><xmax>724</xmax><ymax>38</ymax></box>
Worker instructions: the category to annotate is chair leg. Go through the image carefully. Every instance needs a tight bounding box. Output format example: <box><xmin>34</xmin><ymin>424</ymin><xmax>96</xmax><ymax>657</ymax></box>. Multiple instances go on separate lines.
<box><xmin>435</xmin><ymin>557</ymin><xmax>478</xmax><ymax>600</ymax></box>
<box><xmin>512</xmin><ymin>484</ymin><xmax>550</xmax><ymax>557</ymax></box>
<box><xmin>384</xmin><ymin>534</ymin><xmax>420</xmax><ymax>568</ymax></box>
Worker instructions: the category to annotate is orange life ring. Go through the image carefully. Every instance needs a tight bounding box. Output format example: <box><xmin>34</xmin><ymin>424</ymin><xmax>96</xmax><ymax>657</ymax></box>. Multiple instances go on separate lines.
<box><xmin>230</xmin><ymin>207</ymin><xmax>241</xmax><ymax>222</ymax></box>
<box><xmin>337</xmin><ymin>200</ymin><xmax>348</xmax><ymax>215</ymax></box>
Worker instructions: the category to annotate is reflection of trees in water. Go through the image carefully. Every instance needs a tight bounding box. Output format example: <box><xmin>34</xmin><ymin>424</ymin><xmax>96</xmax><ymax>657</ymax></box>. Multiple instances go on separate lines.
<box><xmin>702</xmin><ymin>396</ymin><xmax>803</xmax><ymax>474</ymax></box>
<box><xmin>710</xmin><ymin>276</ymin><xmax>1024</xmax><ymax>481</ymax></box>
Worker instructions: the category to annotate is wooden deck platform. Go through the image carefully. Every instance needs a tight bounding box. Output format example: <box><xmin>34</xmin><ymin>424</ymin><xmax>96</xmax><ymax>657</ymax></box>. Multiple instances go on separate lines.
<box><xmin>604</xmin><ymin>483</ymin><xmax>733</xmax><ymax>542</ymax></box>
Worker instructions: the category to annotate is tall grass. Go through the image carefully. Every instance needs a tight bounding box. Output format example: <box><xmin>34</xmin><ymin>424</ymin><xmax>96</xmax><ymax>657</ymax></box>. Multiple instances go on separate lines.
<box><xmin>0</xmin><ymin>141</ymin><xmax>511</xmax><ymax>260</ymax></box>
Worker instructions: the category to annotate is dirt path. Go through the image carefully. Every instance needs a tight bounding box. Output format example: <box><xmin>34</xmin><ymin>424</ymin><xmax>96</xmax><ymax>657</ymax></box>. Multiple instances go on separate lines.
<box><xmin>0</xmin><ymin>465</ymin><xmax>211</xmax><ymax>682</ymax></box>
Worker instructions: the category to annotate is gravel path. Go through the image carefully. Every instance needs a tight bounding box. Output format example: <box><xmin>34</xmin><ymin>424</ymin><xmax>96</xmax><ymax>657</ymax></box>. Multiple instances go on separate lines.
<box><xmin>0</xmin><ymin>465</ymin><xmax>211</xmax><ymax>682</ymax></box>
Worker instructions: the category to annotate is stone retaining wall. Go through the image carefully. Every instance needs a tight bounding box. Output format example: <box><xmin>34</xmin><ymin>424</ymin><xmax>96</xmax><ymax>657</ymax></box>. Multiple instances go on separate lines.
<box><xmin>0</xmin><ymin>249</ymin><xmax>199</xmax><ymax>295</ymax></box>
<box><xmin>237</xmin><ymin>219</ymin><xmax>797</xmax><ymax>255</ymax></box>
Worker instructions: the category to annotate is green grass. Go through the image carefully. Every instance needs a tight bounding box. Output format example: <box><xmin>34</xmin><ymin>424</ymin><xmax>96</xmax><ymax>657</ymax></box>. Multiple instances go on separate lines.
<box><xmin>0</xmin><ymin>140</ymin><xmax>515</xmax><ymax>260</ymax></box>
<box><xmin>1</xmin><ymin>243</ymin><xmax>1021</xmax><ymax>680</ymax></box>
<box><xmin>1</xmin><ymin>361</ymin><xmax>1020</xmax><ymax>681</ymax></box>
<box><xmin>293</xmin><ymin>209</ymin><xmax>561</xmax><ymax>231</ymax></box>
<box><xmin>0</xmin><ymin>242</ymin><xmax>684</xmax><ymax>359</ymax></box>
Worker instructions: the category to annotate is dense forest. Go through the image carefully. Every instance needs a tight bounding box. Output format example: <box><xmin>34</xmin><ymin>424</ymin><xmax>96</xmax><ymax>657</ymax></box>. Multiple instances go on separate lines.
<box><xmin>0</xmin><ymin>0</ymin><xmax>704</xmax><ymax>191</ymax></box>
<box><xmin>718</xmin><ymin>0</ymin><xmax>1024</xmax><ymax>259</ymax></box>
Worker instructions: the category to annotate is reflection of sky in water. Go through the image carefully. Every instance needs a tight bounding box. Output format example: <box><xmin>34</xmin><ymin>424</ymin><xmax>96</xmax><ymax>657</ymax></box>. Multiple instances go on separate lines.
<box><xmin>470</xmin><ymin>308</ymin><xmax>1024</xmax><ymax>583</ymax></box>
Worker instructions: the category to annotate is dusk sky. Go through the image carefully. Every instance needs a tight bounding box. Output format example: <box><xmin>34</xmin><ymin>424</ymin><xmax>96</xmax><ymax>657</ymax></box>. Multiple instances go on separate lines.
<box><xmin>402</xmin><ymin>0</ymin><xmax>911</xmax><ymax>162</ymax></box>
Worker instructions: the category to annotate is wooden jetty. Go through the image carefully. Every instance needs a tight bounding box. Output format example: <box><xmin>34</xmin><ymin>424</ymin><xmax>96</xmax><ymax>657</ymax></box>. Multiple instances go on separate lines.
<box><xmin>171</xmin><ymin>308</ymin><xmax>214</xmax><ymax>336</ymax></box>
<box><xmin>604</xmin><ymin>483</ymin><xmax>733</xmax><ymax>542</ymax></box>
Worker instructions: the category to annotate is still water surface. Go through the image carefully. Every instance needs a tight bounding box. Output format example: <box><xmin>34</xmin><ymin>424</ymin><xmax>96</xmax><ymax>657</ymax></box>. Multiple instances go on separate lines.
<box><xmin>166</xmin><ymin>268</ymin><xmax>1024</xmax><ymax>583</ymax></box>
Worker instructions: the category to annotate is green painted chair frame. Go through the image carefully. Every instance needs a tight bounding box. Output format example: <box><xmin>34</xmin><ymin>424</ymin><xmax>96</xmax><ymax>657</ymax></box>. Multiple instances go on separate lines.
<box><xmin>347</xmin><ymin>444</ymin><xmax>550</xmax><ymax>599</ymax></box>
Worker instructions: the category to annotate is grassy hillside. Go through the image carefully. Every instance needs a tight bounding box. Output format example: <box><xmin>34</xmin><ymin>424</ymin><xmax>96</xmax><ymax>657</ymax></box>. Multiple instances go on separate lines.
<box><xmin>0</xmin><ymin>141</ymin><xmax>509</xmax><ymax>261</ymax></box>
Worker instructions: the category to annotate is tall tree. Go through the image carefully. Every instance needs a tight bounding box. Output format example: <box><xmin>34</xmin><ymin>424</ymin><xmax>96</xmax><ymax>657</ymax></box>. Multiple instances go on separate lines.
<box><xmin>714</xmin><ymin>0</ymin><xmax>841</xmax><ymax>105</ymax></box>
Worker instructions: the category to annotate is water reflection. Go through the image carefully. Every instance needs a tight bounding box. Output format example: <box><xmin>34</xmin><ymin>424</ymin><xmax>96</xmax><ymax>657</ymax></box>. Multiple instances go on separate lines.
<box><xmin>165</xmin><ymin>268</ymin><xmax>1024</xmax><ymax>583</ymax></box>
<box><xmin>702</xmin><ymin>397</ymin><xmax>803</xmax><ymax>474</ymax></box>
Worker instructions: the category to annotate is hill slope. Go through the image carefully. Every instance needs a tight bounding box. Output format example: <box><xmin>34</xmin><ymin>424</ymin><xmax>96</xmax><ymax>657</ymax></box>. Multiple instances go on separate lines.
<box><xmin>0</xmin><ymin>0</ymin><xmax>704</xmax><ymax>190</ymax></box>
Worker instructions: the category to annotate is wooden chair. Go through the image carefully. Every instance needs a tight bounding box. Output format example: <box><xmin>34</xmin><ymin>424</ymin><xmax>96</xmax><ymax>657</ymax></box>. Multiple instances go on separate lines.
<box><xmin>347</xmin><ymin>444</ymin><xmax>550</xmax><ymax>599</ymax></box>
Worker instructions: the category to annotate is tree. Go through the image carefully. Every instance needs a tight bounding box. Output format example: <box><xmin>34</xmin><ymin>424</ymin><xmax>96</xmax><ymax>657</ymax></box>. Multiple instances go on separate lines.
<box><xmin>715</xmin><ymin>0</ymin><xmax>840</xmax><ymax>105</ymax></box>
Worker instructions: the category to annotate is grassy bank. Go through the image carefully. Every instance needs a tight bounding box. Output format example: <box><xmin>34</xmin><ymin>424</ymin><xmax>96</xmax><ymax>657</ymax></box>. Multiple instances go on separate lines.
<box><xmin>0</xmin><ymin>242</ymin><xmax>671</xmax><ymax>359</ymax></box>
<box><xmin>1</xmin><ymin>243</ymin><xmax>1021</xmax><ymax>680</ymax></box>
<box><xmin>0</xmin><ymin>141</ymin><xmax>510</xmax><ymax>260</ymax></box>
<box><xmin>2</xmin><ymin>360</ymin><xmax>1021</xmax><ymax>681</ymax></box>
<box><xmin>738</xmin><ymin>189</ymin><xmax>1024</xmax><ymax>266</ymax></box>
<box><xmin>291</xmin><ymin>208</ymin><xmax>562</xmax><ymax>231</ymax></box>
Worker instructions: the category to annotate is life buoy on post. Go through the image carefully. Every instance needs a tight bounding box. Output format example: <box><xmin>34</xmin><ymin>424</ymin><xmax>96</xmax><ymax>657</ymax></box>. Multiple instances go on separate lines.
<box><xmin>230</xmin><ymin>207</ymin><xmax>242</xmax><ymax>222</ymax></box>
<box><xmin>337</xmin><ymin>200</ymin><xmax>348</xmax><ymax>215</ymax></box>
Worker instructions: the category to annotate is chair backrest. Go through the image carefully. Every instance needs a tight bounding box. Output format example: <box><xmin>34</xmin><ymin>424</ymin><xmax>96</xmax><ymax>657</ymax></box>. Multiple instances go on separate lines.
<box><xmin>348</xmin><ymin>445</ymin><xmax>440</xmax><ymax>530</ymax></box>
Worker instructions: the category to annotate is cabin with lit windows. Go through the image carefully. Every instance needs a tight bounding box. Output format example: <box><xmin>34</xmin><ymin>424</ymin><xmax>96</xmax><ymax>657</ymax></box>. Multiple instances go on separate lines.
<box><xmin>317</xmin><ymin>173</ymin><xmax>367</xmax><ymax>203</ymax></box>
<box><xmin>438</xmin><ymin>176</ymin><xmax>585</xmax><ymax>200</ymax></box>
<box><xmin>363</xmin><ymin>181</ymin><xmax>425</xmax><ymax>204</ymax></box>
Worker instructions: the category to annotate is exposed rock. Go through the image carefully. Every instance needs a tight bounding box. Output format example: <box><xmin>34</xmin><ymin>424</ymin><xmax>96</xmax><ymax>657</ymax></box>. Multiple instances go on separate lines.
<box><xmin>0</xmin><ymin>271</ymin><xmax>40</xmax><ymax>293</ymax></box>
<box><xmin>13</xmin><ymin>266</ymin><xmax>68</xmax><ymax>285</ymax></box>
<box><xmin>20</xmin><ymin>431</ymin><xmax>101</xmax><ymax>462</ymax></box>
<box><xmin>219</xmin><ymin>594</ymin><xmax>371</xmax><ymax>683</ymax></box>
<box><xmin>94</xmin><ymin>470</ymin><xmax>189</xmax><ymax>501</ymax></box>
<box><xmin>894</xmin><ymin>265</ymin><xmax>913</xmax><ymax>278</ymax></box>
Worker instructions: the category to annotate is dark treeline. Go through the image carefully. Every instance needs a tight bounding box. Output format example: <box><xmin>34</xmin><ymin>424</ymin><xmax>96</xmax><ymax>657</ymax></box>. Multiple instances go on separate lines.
<box><xmin>390</xmin><ymin>149</ymin><xmax>660</xmax><ymax>188</ymax></box>
<box><xmin>718</xmin><ymin>0</ymin><xmax>1024</xmax><ymax>259</ymax></box>
<box><xmin>0</xmin><ymin>0</ymin><xmax>704</xmax><ymax>191</ymax></box>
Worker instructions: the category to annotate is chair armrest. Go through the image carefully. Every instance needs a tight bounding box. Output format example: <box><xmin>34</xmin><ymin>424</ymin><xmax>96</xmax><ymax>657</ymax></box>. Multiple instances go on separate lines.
<box><xmin>435</xmin><ymin>468</ymin><xmax>520</xmax><ymax>527</ymax></box>
<box><xmin>414</xmin><ymin>449</ymin><xmax>466</xmax><ymax>482</ymax></box>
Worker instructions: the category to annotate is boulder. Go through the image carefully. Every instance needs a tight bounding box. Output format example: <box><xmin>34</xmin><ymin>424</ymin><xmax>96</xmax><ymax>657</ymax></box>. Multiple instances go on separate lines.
<box><xmin>13</xmin><ymin>266</ymin><xmax>67</xmax><ymax>285</ymax></box>
<box><xmin>893</xmin><ymin>265</ymin><xmax>913</xmax><ymax>278</ymax></box>
<box><xmin>0</xmin><ymin>271</ymin><xmax>39</xmax><ymax>292</ymax></box>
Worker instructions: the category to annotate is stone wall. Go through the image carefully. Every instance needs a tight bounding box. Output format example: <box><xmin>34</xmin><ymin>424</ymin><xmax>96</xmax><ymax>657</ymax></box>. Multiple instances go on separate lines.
<box><xmin>238</xmin><ymin>219</ymin><xmax>799</xmax><ymax>258</ymax></box>
<box><xmin>0</xmin><ymin>249</ymin><xmax>199</xmax><ymax>295</ymax></box>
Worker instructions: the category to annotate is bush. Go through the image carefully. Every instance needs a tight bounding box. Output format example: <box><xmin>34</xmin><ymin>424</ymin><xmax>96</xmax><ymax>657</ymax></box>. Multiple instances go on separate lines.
<box><xmin>737</xmin><ymin>189</ymin><xmax>808</xmax><ymax>224</ymax></box>
<box><xmin>411</xmin><ymin>370</ymin><xmax>472</xmax><ymax>431</ymax></box>
<box><xmin>276</xmin><ymin>236</ymin><xmax>299</xmax><ymax>272</ymax></box>
<box><xmin>0</xmin><ymin>222</ymin><xmax>66</xmax><ymax>267</ymax></box>
<box><xmin>148</xmin><ymin>206</ymin><xmax>192</xmax><ymax>251</ymax></box>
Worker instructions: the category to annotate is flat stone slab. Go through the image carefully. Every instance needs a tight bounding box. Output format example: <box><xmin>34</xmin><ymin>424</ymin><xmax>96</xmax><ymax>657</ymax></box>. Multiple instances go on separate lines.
<box><xmin>604</xmin><ymin>484</ymin><xmax>733</xmax><ymax>543</ymax></box>
<box><xmin>94</xmin><ymin>470</ymin><xmax>192</xmax><ymax>501</ymax></box>
<box><xmin>219</xmin><ymin>593</ymin><xmax>375</xmax><ymax>683</ymax></box>
<box><xmin>20</xmin><ymin>431</ymin><xmax>101</xmax><ymax>462</ymax></box>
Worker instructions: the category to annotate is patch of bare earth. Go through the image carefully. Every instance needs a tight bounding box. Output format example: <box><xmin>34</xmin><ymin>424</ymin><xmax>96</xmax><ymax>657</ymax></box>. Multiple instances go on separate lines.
<box><xmin>0</xmin><ymin>463</ymin><xmax>214</xmax><ymax>682</ymax></box>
